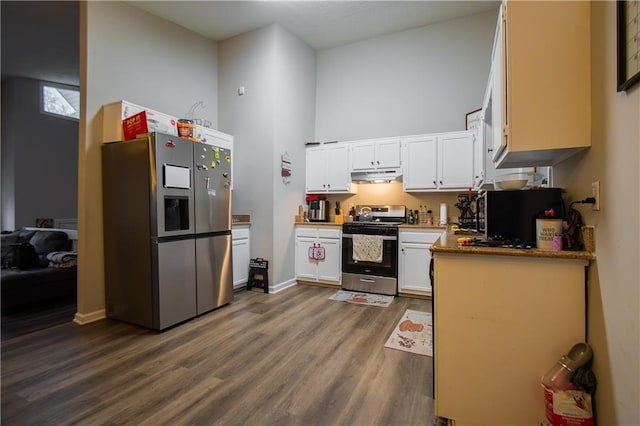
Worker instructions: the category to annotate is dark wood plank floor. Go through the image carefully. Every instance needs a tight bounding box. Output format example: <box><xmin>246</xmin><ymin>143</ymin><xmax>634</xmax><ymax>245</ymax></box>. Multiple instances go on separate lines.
<box><xmin>1</xmin><ymin>301</ymin><xmax>77</xmax><ymax>340</ymax></box>
<box><xmin>1</xmin><ymin>285</ymin><xmax>435</xmax><ymax>425</ymax></box>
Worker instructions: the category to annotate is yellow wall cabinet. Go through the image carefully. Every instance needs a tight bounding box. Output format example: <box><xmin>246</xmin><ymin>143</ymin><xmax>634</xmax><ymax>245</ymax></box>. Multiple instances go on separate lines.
<box><xmin>489</xmin><ymin>1</ymin><xmax>591</xmax><ymax>168</ymax></box>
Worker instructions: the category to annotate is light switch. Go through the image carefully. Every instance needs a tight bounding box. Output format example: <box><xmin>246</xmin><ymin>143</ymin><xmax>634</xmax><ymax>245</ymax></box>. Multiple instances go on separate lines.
<box><xmin>238</xmin><ymin>86</ymin><xmax>245</xmax><ymax>96</ymax></box>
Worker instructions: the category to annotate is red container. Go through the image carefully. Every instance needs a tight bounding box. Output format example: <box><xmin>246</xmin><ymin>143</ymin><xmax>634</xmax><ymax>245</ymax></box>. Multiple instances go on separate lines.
<box><xmin>543</xmin><ymin>385</ymin><xmax>593</xmax><ymax>426</ymax></box>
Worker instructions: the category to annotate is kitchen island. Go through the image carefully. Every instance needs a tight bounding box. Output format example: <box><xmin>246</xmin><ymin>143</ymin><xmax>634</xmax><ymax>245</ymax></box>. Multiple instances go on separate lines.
<box><xmin>431</xmin><ymin>229</ymin><xmax>593</xmax><ymax>425</ymax></box>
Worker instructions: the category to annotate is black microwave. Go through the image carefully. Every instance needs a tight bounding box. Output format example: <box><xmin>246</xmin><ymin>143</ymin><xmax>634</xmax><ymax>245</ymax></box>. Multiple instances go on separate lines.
<box><xmin>484</xmin><ymin>188</ymin><xmax>563</xmax><ymax>244</ymax></box>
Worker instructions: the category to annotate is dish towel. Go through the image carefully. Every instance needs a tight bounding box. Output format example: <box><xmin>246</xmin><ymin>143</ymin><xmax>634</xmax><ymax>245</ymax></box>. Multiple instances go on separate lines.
<box><xmin>352</xmin><ymin>234</ymin><xmax>383</xmax><ymax>263</ymax></box>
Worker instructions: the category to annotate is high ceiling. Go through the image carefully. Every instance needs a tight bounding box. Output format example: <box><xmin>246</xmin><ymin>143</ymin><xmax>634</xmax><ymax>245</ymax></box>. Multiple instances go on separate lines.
<box><xmin>0</xmin><ymin>1</ymin><xmax>499</xmax><ymax>86</ymax></box>
<box><xmin>128</xmin><ymin>1</ymin><xmax>499</xmax><ymax>50</ymax></box>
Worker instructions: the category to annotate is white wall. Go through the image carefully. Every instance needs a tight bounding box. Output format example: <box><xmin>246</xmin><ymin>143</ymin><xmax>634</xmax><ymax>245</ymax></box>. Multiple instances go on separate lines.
<box><xmin>553</xmin><ymin>2</ymin><xmax>639</xmax><ymax>423</ymax></box>
<box><xmin>272</xmin><ymin>26</ymin><xmax>316</xmax><ymax>286</ymax></box>
<box><xmin>78</xmin><ymin>2</ymin><xmax>218</xmax><ymax>319</ymax></box>
<box><xmin>1</xmin><ymin>78</ymin><xmax>79</xmax><ymax>231</ymax></box>
<box><xmin>315</xmin><ymin>10</ymin><xmax>497</xmax><ymax>142</ymax></box>
<box><xmin>219</xmin><ymin>24</ymin><xmax>315</xmax><ymax>288</ymax></box>
<box><xmin>219</xmin><ymin>25</ymin><xmax>277</xmax><ymax>284</ymax></box>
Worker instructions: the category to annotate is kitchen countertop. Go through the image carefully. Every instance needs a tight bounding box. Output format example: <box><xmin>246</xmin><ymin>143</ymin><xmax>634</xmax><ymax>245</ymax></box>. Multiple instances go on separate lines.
<box><xmin>432</xmin><ymin>227</ymin><xmax>596</xmax><ymax>261</ymax></box>
<box><xmin>295</xmin><ymin>221</ymin><xmax>342</xmax><ymax>227</ymax></box>
<box><xmin>398</xmin><ymin>224</ymin><xmax>447</xmax><ymax>231</ymax></box>
<box><xmin>294</xmin><ymin>222</ymin><xmax>448</xmax><ymax>230</ymax></box>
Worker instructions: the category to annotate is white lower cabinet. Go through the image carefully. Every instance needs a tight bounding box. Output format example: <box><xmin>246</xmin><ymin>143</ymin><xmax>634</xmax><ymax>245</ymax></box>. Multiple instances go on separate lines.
<box><xmin>231</xmin><ymin>226</ymin><xmax>250</xmax><ymax>289</ymax></box>
<box><xmin>295</xmin><ymin>226</ymin><xmax>341</xmax><ymax>284</ymax></box>
<box><xmin>398</xmin><ymin>230</ymin><xmax>443</xmax><ymax>295</ymax></box>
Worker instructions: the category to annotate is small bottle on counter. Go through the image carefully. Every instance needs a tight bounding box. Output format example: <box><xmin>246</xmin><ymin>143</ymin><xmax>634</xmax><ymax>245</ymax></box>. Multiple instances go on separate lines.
<box><xmin>426</xmin><ymin>210</ymin><xmax>433</xmax><ymax>226</ymax></box>
<box><xmin>408</xmin><ymin>210</ymin><xmax>415</xmax><ymax>224</ymax></box>
<box><xmin>414</xmin><ymin>210</ymin><xmax>420</xmax><ymax>224</ymax></box>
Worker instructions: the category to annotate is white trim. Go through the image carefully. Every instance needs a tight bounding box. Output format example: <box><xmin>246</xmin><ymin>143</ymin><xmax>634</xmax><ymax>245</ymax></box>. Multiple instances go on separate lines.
<box><xmin>269</xmin><ymin>278</ymin><xmax>297</xmax><ymax>294</ymax></box>
<box><xmin>74</xmin><ymin>309</ymin><xmax>106</xmax><ymax>325</ymax></box>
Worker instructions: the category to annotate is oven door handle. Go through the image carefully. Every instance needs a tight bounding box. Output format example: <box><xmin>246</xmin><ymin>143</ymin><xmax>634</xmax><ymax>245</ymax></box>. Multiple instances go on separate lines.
<box><xmin>342</xmin><ymin>234</ymin><xmax>397</xmax><ymax>241</ymax></box>
<box><xmin>359</xmin><ymin>278</ymin><xmax>377</xmax><ymax>283</ymax></box>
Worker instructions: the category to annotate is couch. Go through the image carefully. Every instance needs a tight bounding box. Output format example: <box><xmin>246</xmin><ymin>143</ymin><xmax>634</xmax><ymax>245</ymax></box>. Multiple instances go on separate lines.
<box><xmin>1</xmin><ymin>229</ymin><xmax>77</xmax><ymax>313</ymax></box>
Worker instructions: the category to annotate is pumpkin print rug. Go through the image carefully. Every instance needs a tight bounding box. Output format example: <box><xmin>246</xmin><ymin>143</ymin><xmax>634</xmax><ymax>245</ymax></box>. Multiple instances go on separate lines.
<box><xmin>384</xmin><ymin>309</ymin><xmax>433</xmax><ymax>357</ymax></box>
<box><xmin>328</xmin><ymin>290</ymin><xmax>394</xmax><ymax>307</ymax></box>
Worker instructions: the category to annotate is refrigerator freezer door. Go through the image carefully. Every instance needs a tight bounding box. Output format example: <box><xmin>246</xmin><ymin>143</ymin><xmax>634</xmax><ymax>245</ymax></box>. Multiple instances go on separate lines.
<box><xmin>151</xmin><ymin>133</ymin><xmax>195</xmax><ymax>237</ymax></box>
<box><xmin>193</xmin><ymin>143</ymin><xmax>232</xmax><ymax>234</ymax></box>
<box><xmin>196</xmin><ymin>233</ymin><xmax>233</xmax><ymax>314</ymax></box>
<box><xmin>155</xmin><ymin>238</ymin><xmax>197</xmax><ymax>330</ymax></box>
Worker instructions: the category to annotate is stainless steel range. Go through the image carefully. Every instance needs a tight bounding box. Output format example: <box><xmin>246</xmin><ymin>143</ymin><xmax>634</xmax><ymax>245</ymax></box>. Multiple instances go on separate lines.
<box><xmin>341</xmin><ymin>205</ymin><xmax>406</xmax><ymax>296</ymax></box>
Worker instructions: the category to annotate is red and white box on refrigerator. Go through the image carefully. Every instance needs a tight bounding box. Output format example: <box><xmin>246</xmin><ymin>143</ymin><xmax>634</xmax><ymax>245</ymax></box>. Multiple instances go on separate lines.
<box><xmin>102</xmin><ymin>100</ymin><xmax>178</xmax><ymax>142</ymax></box>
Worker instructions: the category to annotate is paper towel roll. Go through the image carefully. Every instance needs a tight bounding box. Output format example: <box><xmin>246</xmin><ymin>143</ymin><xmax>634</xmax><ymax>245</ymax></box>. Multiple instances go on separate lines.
<box><xmin>439</xmin><ymin>203</ymin><xmax>448</xmax><ymax>225</ymax></box>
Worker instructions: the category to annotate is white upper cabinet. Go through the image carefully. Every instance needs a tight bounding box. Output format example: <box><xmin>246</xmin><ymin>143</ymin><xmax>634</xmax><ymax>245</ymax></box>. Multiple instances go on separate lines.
<box><xmin>306</xmin><ymin>144</ymin><xmax>354</xmax><ymax>194</ymax></box>
<box><xmin>402</xmin><ymin>135</ymin><xmax>438</xmax><ymax>191</ymax></box>
<box><xmin>402</xmin><ymin>130</ymin><xmax>475</xmax><ymax>192</ymax></box>
<box><xmin>489</xmin><ymin>1</ymin><xmax>591</xmax><ymax>168</ymax></box>
<box><xmin>438</xmin><ymin>132</ymin><xmax>475</xmax><ymax>189</ymax></box>
<box><xmin>351</xmin><ymin>139</ymin><xmax>401</xmax><ymax>171</ymax></box>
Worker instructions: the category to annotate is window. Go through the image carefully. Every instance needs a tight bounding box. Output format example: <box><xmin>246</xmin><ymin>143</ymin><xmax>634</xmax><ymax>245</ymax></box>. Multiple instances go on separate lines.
<box><xmin>41</xmin><ymin>82</ymin><xmax>80</xmax><ymax>120</ymax></box>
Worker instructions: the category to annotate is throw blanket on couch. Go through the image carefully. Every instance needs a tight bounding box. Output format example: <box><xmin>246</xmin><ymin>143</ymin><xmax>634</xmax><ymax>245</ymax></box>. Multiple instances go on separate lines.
<box><xmin>47</xmin><ymin>251</ymin><xmax>77</xmax><ymax>268</ymax></box>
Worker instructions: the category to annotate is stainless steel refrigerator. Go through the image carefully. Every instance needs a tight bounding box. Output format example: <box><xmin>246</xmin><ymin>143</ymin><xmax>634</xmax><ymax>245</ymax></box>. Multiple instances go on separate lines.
<box><xmin>102</xmin><ymin>132</ymin><xmax>233</xmax><ymax>330</ymax></box>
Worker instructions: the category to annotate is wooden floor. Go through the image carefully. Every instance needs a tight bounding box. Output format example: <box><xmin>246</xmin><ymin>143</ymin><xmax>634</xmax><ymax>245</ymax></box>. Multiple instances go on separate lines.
<box><xmin>1</xmin><ymin>301</ymin><xmax>77</xmax><ymax>340</ymax></box>
<box><xmin>1</xmin><ymin>285</ymin><xmax>435</xmax><ymax>425</ymax></box>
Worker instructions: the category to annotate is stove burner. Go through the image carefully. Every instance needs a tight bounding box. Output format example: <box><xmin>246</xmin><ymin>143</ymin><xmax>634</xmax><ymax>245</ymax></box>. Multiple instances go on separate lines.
<box><xmin>461</xmin><ymin>236</ymin><xmax>534</xmax><ymax>249</ymax></box>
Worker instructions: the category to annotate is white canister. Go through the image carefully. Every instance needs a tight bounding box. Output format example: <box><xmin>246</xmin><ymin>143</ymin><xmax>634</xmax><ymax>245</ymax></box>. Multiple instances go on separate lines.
<box><xmin>439</xmin><ymin>203</ymin><xmax>448</xmax><ymax>226</ymax></box>
<box><xmin>536</xmin><ymin>219</ymin><xmax>563</xmax><ymax>250</ymax></box>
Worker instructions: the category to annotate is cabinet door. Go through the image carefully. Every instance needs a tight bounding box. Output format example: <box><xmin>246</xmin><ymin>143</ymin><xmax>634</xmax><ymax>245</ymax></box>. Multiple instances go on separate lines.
<box><xmin>351</xmin><ymin>142</ymin><xmax>377</xmax><ymax>171</ymax></box>
<box><xmin>295</xmin><ymin>236</ymin><xmax>318</xmax><ymax>280</ymax></box>
<box><xmin>399</xmin><ymin>242</ymin><xmax>432</xmax><ymax>294</ymax></box>
<box><xmin>326</xmin><ymin>145</ymin><xmax>351</xmax><ymax>192</ymax></box>
<box><xmin>491</xmin><ymin>5</ymin><xmax>507</xmax><ymax>161</ymax></box>
<box><xmin>402</xmin><ymin>136</ymin><xmax>437</xmax><ymax>191</ymax></box>
<box><xmin>232</xmin><ymin>236</ymin><xmax>250</xmax><ymax>288</ymax></box>
<box><xmin>473</xmin><ymin>126</ymin><xmax>484</xmax><ymax>188</ymax></box>
<box><xmin>438</xmin><ymin>132</ymin><xmax>475</xmax><ymax>189</ymax></box>
<box><xmin>376</xmin><ymin>139</ymin><xmax>401</xmax><ymax>169</ymax></box>
<box><xmin>316</xmin><ymin>237</ymin><xmax>341</xmax><ymax>283</ymax></box>
<box><xmin>398</xmin><ymin>231</ymin><xmax>440</xmax><ymax>294</ymax></box>
<box><xmin>306</xmin><ymin>147</ymin><xmax>328</xmax><ymax>193</ymax></box>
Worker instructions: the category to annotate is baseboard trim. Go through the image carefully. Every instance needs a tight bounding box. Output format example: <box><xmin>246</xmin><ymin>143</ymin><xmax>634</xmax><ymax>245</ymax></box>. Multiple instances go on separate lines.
<box><xmin>269</xmin><ymin>278</ymin><xmax>297</xmax><ymax>294</ymax></box>
<box><xmin>74</xmin><ymin>309</ymin><xmax>106</xmax><ymax>325</ymax></box>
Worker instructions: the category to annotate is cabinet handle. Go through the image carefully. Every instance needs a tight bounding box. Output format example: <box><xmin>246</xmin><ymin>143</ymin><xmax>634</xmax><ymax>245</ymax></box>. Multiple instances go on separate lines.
<box><xmin>323</xmin><ymin>184</ymin><xmax>326</xmax><ymax>188</ymax></box>
<box><xmin>401</xmin><ymin>248</ymin><xmax>405</xmax><ymax>253</ymax></box>
<box><xmin>376</xmin><ymin>160</ymin><xmax>379</xmax><ymax>165</ymax></box>
<box><xmin>371</xmin><ymin>161</ymin><xmax>375</xmax><ymax>165</ymax></box>
<box><xmin>433</xmin><ymin>180</ymin><xmax>437</xmax><ymax>185</ymax></box>
<box><xmin>327</xmin><ymin>184</ymin><xmax>331</xmax><ymax>188</ymax></box>
<box><xmin>488</xmin><ymin>148</ymin><xmax>493</xmax><ymax>153</ymax></box>
<box><xmin>440</xmin><ymin>181</ymin><xmax>443</xmax><ymax>185</ymax></box>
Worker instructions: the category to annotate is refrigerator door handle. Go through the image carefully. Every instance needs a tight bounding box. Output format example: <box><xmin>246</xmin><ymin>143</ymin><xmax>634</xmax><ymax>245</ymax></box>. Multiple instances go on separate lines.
<box><xmin>205</xmin><ymin>177</ymin><xmax>210</xmax><ymax>190</ymax></box>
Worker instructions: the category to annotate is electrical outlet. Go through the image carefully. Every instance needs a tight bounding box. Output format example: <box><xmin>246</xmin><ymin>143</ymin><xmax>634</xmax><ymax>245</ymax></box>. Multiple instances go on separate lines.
<box><xmin>591</xmin><ymin>181</ymin><xmax>600</xmax><ymax>211</ymax></box>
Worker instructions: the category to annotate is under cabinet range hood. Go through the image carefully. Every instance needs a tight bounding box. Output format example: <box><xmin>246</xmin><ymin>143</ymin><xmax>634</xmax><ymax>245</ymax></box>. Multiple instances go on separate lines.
<box><xmin>351</xmin><ymin>169</ymin><xmax>402</xmax><ymax>183</ymax></box>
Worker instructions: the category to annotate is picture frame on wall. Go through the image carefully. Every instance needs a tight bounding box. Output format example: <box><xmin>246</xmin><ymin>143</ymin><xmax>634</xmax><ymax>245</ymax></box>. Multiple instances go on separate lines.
<box><xmin>465</xmin><ymin>108</ymin><xmax>482</xmax><ymax>130</ymax></box>
<box><xmin>617</xmin><ymin>0</ymin><xmax>640</xmax><ymax>92</ymax></box>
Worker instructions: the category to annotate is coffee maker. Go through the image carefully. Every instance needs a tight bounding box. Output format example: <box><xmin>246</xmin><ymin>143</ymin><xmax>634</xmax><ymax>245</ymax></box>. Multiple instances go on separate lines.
<box><xmin>306</xmin><ymin>195</ymin><xmax>329</xmax><ymax>222</ymax></box>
